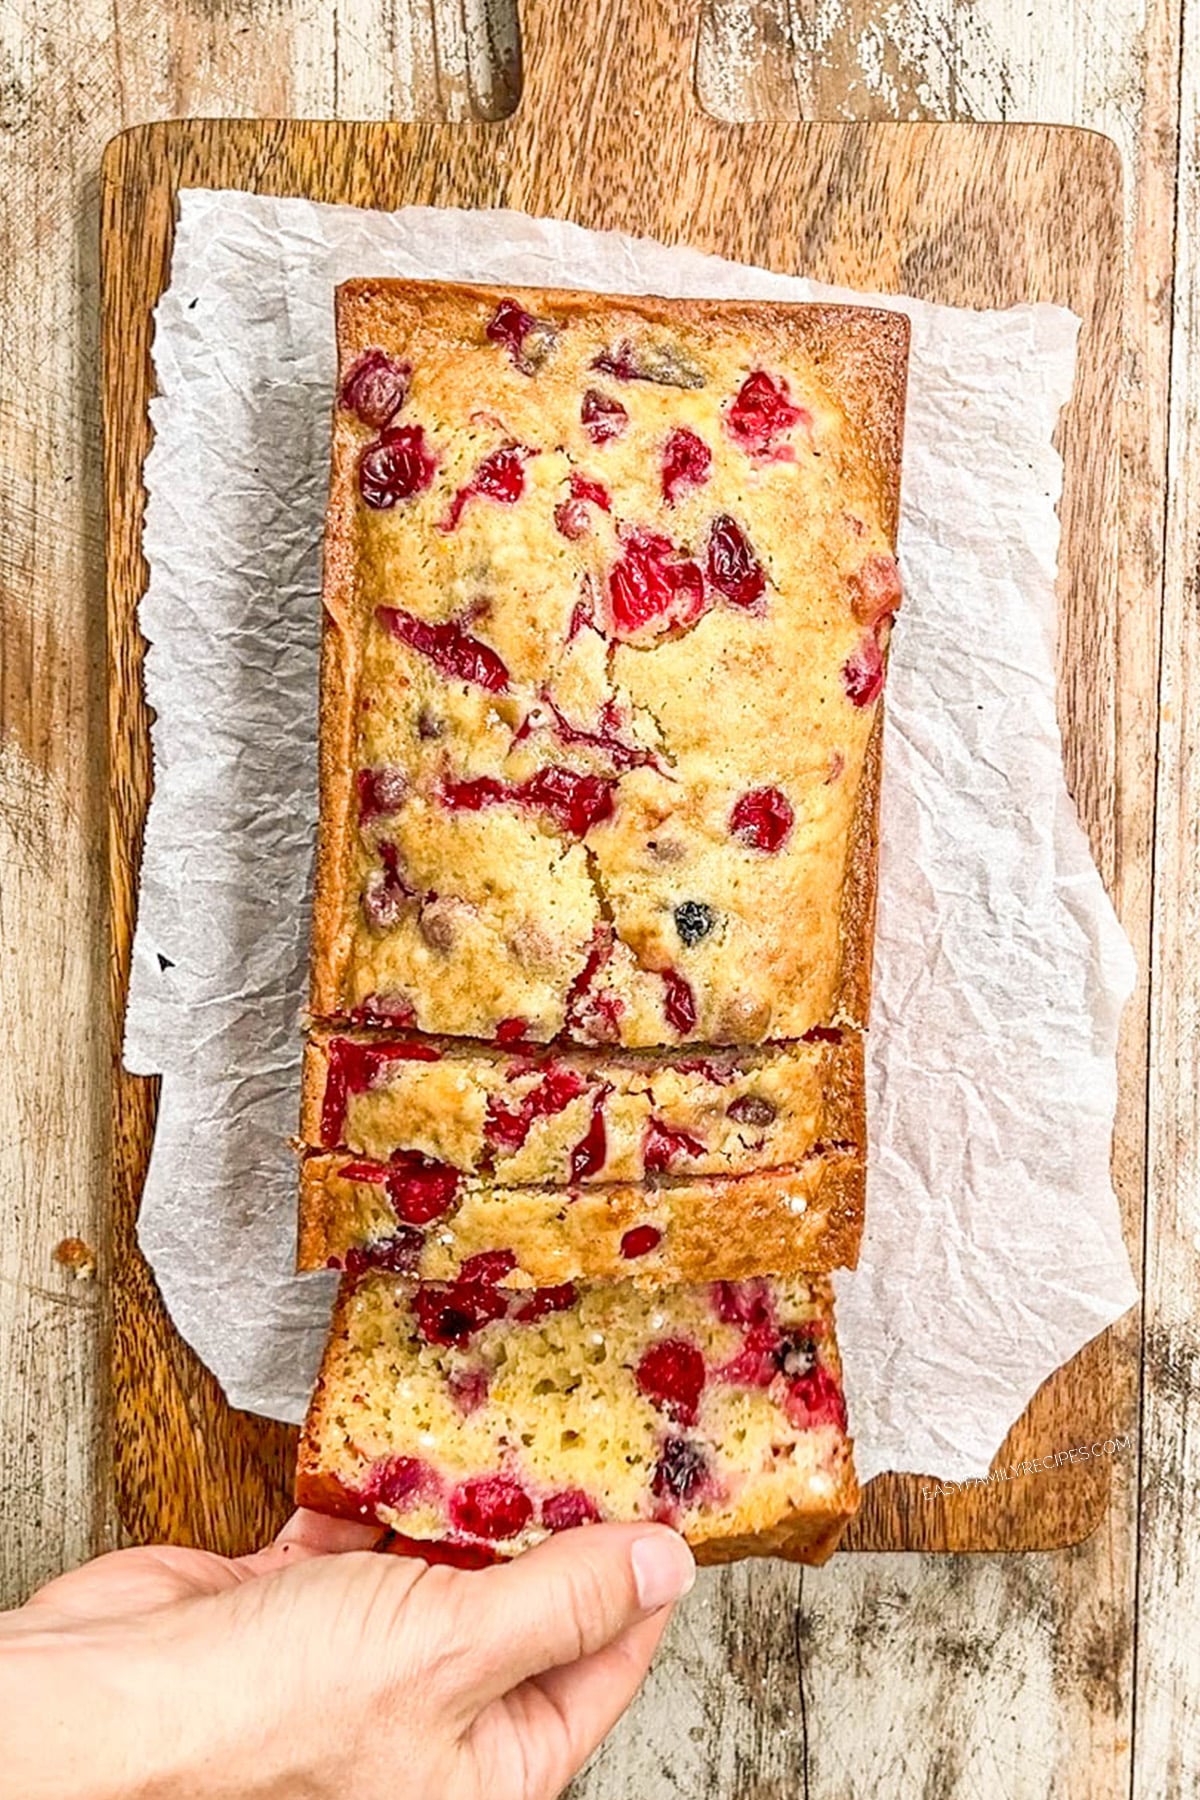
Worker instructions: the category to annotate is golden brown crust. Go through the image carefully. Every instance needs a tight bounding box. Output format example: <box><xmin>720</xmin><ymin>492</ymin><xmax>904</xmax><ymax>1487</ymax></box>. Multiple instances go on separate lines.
<box><xmin>690</xmin><ymin>1473</ymin><xmax>860</xmax><ymax>1566</ymax></box>
<box><xmin>309</xmin><ymin>396</ymin><xmax>363</xmax><ymax>1017</ymax></box>
<box><xmin>296</xmin><ymin>1149</ymin><xmax>865</xmax><ymax>1280</ymax></box>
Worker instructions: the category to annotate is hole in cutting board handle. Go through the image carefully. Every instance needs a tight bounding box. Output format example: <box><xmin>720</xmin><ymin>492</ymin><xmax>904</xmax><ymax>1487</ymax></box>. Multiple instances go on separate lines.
<box><xmin>512</xmin><ymin>0</ymin><xmax>700</xmax><ymax>125</ymax></box>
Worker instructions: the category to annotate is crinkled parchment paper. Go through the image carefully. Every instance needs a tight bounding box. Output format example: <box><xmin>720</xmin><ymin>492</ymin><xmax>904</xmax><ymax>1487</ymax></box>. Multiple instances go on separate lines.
<box><xmin>124</xmin><ymin>191</ymin><xmax>1137</xmax><ymax>1478</ymax></box>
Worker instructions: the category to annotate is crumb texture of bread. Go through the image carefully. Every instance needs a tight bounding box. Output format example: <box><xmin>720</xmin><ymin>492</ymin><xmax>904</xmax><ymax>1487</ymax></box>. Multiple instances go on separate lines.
<box><xmin>310</xmin><ymin>280</ymin><xmax>906</xmax><ymax>1045</ymax></box>
<box><xmin>297</xmin><ymin>1149</ymin><xmax>864</xmax><ymax>1282</ymax></box>
<box><xmin>304</xmin><ymin>1029</ymin><xmax>863</xmax><ymax>1175</ymax></box>
<box><xmin>296</xmin><ymin>1271</ymin><xmax>859</xmax><ymax>1563</ymax></box>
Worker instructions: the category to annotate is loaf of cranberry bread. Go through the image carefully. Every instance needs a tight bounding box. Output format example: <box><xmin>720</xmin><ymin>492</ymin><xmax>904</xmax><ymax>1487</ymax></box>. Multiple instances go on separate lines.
<box><xmin>296</xmin><ymin>1269</ymin><xmax>859</xmax><ymax>1565</ymax></box>
<box><xmin>309</xmin><ymin>279</ymin><xmax>907</xmax><ymax>1047</ymax></box>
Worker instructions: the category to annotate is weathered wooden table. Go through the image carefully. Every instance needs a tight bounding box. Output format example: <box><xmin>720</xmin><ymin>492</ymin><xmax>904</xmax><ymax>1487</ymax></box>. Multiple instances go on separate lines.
<box><xmin>1</xmin><ymin>3</ymin><xmax>1196</xmax><ymax>1794</ymax></box>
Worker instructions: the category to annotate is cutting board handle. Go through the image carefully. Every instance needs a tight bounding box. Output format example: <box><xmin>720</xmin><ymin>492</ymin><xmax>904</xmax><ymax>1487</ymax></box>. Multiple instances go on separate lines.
<box><xmin>515</xmin><ymin>0</ymin><xmax>699</xmax><ymax>129</ymax></box>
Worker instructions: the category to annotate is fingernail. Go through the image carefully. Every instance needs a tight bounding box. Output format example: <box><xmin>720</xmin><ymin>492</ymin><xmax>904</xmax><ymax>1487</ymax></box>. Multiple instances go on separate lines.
<box><xmin>632</xmin><ymin>1531</ymin><xmax>696</xmax><ymax>1610</ymax></box>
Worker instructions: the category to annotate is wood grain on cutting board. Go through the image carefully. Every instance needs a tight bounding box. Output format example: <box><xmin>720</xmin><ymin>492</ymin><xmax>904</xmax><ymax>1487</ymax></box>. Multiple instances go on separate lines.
<box><xmin>103</xmin><ymin>0</ymin><xmax>1129</xmax><ymax>1557</ymax></box>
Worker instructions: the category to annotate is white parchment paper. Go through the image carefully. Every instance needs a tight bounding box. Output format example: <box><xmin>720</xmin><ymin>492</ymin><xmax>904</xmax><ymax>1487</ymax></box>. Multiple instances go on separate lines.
<box><xmin>125</xmin><ymin>190</ymin><xmax>1137</xmax><ymax>1478</ymax></box>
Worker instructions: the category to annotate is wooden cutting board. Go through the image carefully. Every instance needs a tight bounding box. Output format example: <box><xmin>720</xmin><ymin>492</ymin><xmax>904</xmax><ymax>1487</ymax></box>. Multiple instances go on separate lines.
<box><xmin>103</xmin><ymin>0</ymin><xmax>1130</xmax><ymax>1556</ymax></box>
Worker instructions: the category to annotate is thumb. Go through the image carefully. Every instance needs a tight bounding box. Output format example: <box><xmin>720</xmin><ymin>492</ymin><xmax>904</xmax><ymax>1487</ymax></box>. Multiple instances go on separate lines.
<box><xmin>451</xmin><ymin>1523</ymin><xmax>695</xmax><ymax>1710</ymax></box>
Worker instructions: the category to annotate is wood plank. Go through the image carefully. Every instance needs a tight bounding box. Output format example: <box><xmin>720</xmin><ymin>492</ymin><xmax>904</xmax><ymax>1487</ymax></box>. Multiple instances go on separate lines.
<box><xmin>105</xmin><ymin>8</ymin><xmax>1129</xmax><ymax>1569</ymax></box>
<box><xmin>1133</xmin><ymin>0</ymin><xmax>1200</xmax><ymax>1786</ymax></box>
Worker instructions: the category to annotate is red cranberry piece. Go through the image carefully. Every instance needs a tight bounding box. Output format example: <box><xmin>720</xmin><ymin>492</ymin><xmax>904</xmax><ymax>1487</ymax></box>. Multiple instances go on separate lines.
<box><xmin>706</xmin><ymin>515</ymin><xmax>766</xmax><ymax>607</ymax></box>
<box><xmin>581</xmin><ymin>388</ymin><xmax>629</xmax><ymax>442</ymax></box>
<box><xmin>321</xmin><ymin>1037</ymin><xmax>440</xmax><ymax>1148</ymax></box>
<box><xmin>341</xmin><ymin>1228</ymin><xmax>424</xmax><ymax>1277</ymax></box>
<box><xmin>650</xmin><ymin>1436</ymin><xmax>710</xmax><ymax>1504</ymax></box>
<box><xmin>357</xmin><ymin>765</ymin><xmax>408</xmax><ymax>823</ymax></box>
<box><xmin>848</xmin><ymin>552</ymin><xmax>903</xmax><ymax>626</ymax></box>
<box><xmin>729</xmin><ymin>786</ymin><xmax>794</xmax><ymax>853</ymax></box>
<box><xmin>340</xmin><ymin>350</ymin><xmax>411</xmax><ymax>428</ymax></box>
<box><xmin>711</xmin><ymin>1278</ymin><xmax>773</xmax><ymax>1328</ymax></box>
<box><xmin>569</xmin><ymin>1093</ymin><xmax>609</xmax><ymax>1181</ymax></box>
<box><xmin>564</xmin><ymin>925</ymin><xmax>626</xmax><ymax>1044</ymax></box>
<box><xmin>542</xmin><ymin>1489</ymin><xmax>601</xmax><ymax>1531</ymax></box>
<box><xmin>438</xmin><ymin>768</ymin><xmax>614</xmax><ymax>838</ymax></box>
<box><xmin>620</xmin><ymin>1224</ymin><xmax>663</xmax><ymax>1260</ymax></box>
<box><xmin>643</xmin><ymin>1120</ymin><xmax>705</xmax><ymax>1172</ymax></box>
<box><xmin>726</xmin><ymin>1094</ymin><xmax>777</xmax><ymax>1128</ymax></box>
<box><xmin>570</xmin><ymin>473</ymin><xmax>611</xmax><ymax>511</ymax></box>
<box><xmin>377</xmin><ymin>606</ymin><xmax>510</xmax><ymax>692</ymax></box>
<box><xmin>486</xmin><ymin>297</ymin><xmax>536</xmax><ymax>356</ymax></box>
<box><xmin>440</xmin><ymin>442</ymin><xmax>537</xmax><ymax>531</ymax></box>
<box><xmin>359</xmin><ymin>425</ymin><xmax>437</xmax><ymax>508</ymax></box>
<box><xmin>384</xmin><ymin>1152</ymin><xmax>460</xmax><ymax>1227</ymax></box>
<box><xmin>843</xmin><ymin>631</ymin><xmax>886</xmax><ymax>706</ymax></box>
<box><xmin>661</xmin><ymin>427</ymin><xmax>712</xmax><ymax>505</ymax></box>
<box><xmin>608</xmin><ymin>527</ymin><xmax>707</xmax><ymax>640</ymax></box>
<box><xmin>447</xmin><ymin>1368</ymin><xmax>490</xmax><ymax>1415</ymax></box>
<box><xmin>567</xmin><ymin>592</ymin><xmax>597</xmax><ymax>639</ymax></box>
<box><xmin>361</xmin><ymin>843</ymin><xmax>411</xmax><ymax>932</ymax></box>
<box><xmin>438</xmin><ymin>775</ymin><xmax>506</xmax><ymax>813</ymax></box>
<box><xmin>523</xmin><ymin>766</ymin><xmax>615</xmax><ymax>836</ymax></box>
<box><xmin>801</xmin><ymin>1024</ymin><xmax>842</xmax><ymax>1044</ymax></box>
<box><xmin>726</xmin><ymin>370</ymin><xmax>806</xmax><ymax>454</ymax></box>
<box><xmin>414</xmin><ymin>1280</ymin><xmax>509</xmax><ymax>1346</ymax></box>
<box><xmin>636</xmin><ymin>1339</ymin><xmax>706</xmax><ymax>1426</ymax></box>
<box><xmin>362</xmin><ymin>1454</ymin><xmax>433</xmax><ymax>1508</ymax></box>
<box><xmin>565</xmin><ymin>925</ymin><xmax>610</xmax><ymax>1018</ymax></box>
<box><xmin>495</xmin><ymin>1017</ymin><xmax>530</xmax><ymax>1046</ymax></box>
<box><xmin>661</xmin><ymin>969</ymin><xmax>697</xmax><ymax>1036</ymax></box>
<box><xmin>782</xmin><ymin>1361</ymin><xmax>848</xmax><ymax>1432</ymax></box>
<box><xmin>485</xmin><ymin>298</ymin><xmax>557</xmax><ymax>373</ymax></box>
<box><xmin>450</xmin><ymin>1475</ymin><xmax>533</xmax><ymax>1541</ymax></box>
<box><xmin>512</xmin><ymin>1283</ymin><xmax>577</xmax><ymax>1323</ymax></box>
<box><xmin>554</xmin><ymin>472</ymin><xmax>612</xmax><ymax>540</ymax></box>
<box><xmin>717</xmin><ymin>1322</ymin><xmax>782</xmax><ymax>1387</ymax></box>
<box><xmin>458</xmin><ymin>1248</ymin><xmax>518</xmax><ymax>1285</ymax></box>
<box><xmin>485</xmin><ymin>1065</ymin><xmax>588</xmax><ymax>1153</ymax></box>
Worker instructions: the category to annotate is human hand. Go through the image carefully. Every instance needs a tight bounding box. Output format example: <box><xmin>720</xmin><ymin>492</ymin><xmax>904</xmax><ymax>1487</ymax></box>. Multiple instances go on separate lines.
<box><xmin>0</xmin><ymin>1508</ymin><xmax>695</xmax><ymax>1800</ymax></box>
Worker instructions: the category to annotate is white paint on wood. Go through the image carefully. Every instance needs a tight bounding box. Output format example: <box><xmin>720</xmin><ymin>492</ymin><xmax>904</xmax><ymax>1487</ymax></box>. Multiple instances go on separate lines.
<box><xmin>697</xmin><ymin>1</ymin><xmax>1147</xmax><ymax>169</ymax></box>
<box><xmin>1133</xmin><ymin>0</ymin><xmax>1200</xmax><ymax>1787</ymax></box>
<box><xmin>0</xmin><ymin>741</ymin><xmax>112</xmax><ymax>1600</ymax></box>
